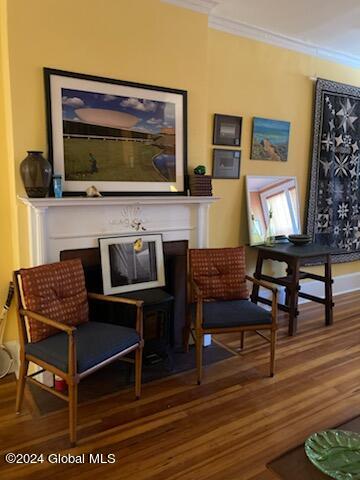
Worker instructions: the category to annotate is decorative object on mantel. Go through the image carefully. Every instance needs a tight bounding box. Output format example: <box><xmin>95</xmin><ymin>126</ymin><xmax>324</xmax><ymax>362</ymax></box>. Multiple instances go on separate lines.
<box><xmin>193</xmin><ymin>165</ymin><xmax>206</xmax><ymax>175</ymax></box>
<box><xmin>44</xmin><ymin>68</ymin><xmax>187</xmax><ymax>196</ymax></box>
<box><xmin>99</xmin><ymin>234</ymin><xmax>165</xmax><ymax>295</ymax></box>
<box><xmin>52</xmin><ymin>174</ymin><xmax>62</xmax><ymax>198</ymax></box>
<box><xmin>188</xmin><ymin>168</ymin><xmax>212</xmax><ymax>196</ymax></box>
<box><xmin>20</xmin><ymin>151</ymin><xmax>52</xmax><ymax>197</ymax></box>
<box><xmin>251</xmin><ymin>117</ymin><xmax>290</xmax><ymax>161</ymax></box>
<box><xmin>213</xmin><ymin>113</ymin><xmax>242</xmax><ymax>146</ymax></box>
<box><xmin>212</xmin><ymin>149</ymin><xmax>241</xmax><ymax>179</ymax></box>
<box><xmin>306</xmin><ymin>78</ymin><xmax>360</xmax><ymax>264</ymax></box>
<box><xmin>85</xmin><ymin>185</ymin><xmax>102</xmax><ymax>197</ymax></box>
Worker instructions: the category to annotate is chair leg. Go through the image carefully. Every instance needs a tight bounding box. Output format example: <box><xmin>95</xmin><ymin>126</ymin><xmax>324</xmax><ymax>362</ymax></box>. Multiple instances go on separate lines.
<box><xmin>135</xmin><ymin>346</ymin><xmax>143</xmax><ymax>400</ymax></box>
<box><xmin>68</xmin><ymin>380</ymin><xmax>78</xmax><ymax>447</ymax></box>
<box><xmin>15</xmin><ymin>357</ymin><xmax>29</xmax><ymax>414</ymax></box>
<box><xmin>196</xmin><ymin>331</ymin><xmax>203</xmax><ymax>385</ymax></box>
<box><xmin>240</xmin><ymin>331</ymin><xmax>245</xmax><ymax>350</ymax></box>
<box><xmin>270</xmin><ymin>329</ymin><xmax>276</xmax><ymax>378</ymax></box>
<box><xmin>183</xmin><ymin>309</ymin><xmax>192</xmax><ymax>353</ymax></box>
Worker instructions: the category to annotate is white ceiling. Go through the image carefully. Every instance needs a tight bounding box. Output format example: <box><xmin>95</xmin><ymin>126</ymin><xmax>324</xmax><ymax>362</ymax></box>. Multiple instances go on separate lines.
<box><xmin>164</xmin><ymin>0</ymin><xmax>360</xmax><ymax>67</ymax></box>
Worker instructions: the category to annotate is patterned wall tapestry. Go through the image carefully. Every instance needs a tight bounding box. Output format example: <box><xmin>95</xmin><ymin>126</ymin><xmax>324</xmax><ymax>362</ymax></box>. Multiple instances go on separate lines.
<box><xmin>306</xmin><ymin>78</ymin><xmax>360</xmax><ymax>263</ymax></box>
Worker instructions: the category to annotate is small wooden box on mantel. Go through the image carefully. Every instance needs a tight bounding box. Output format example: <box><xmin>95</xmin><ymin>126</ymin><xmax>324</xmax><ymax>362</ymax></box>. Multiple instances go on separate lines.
<box><xmin>188</xmin><ymin>175</ymin><xmax>212</xmax><ymax>196</ymax></box>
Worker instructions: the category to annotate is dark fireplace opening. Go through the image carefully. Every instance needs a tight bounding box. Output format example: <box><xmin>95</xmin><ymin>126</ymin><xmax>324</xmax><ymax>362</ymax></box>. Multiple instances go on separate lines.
<box><xmin>60</xmin><ymin>240</ymin><xmax>188</xmax><ymax>353</ymax></box>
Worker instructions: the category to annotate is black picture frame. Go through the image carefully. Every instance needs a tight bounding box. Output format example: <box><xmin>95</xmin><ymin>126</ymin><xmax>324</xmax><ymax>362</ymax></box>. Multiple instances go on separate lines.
<box><xmin>44</xmin><ymin>68</ymin><xmax>188</xmax><ymax>196</ymax></box>
<box><xmin>213</xmin><ymin>113</ymin><xmax>242</xmax><ymax>146</ymax></box>
<box><xmin>212</xmin><ymin>149</ymin><xmax>241</xmax><ymax>179</ymax></box>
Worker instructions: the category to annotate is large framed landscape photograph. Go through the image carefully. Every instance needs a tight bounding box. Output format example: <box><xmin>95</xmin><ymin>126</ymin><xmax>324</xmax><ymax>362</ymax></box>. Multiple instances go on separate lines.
<box><xmin>44</xmin><ymin>68</ymin><xmax>187</xmax><ymax>195</ymax></box>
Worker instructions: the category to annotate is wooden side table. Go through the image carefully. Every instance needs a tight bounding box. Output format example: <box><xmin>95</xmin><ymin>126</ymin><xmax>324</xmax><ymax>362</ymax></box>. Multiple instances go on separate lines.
<box><xmin>250</xmin><ymin>244</ymin><xmax>341</xmax><ymax>336</ymax></box>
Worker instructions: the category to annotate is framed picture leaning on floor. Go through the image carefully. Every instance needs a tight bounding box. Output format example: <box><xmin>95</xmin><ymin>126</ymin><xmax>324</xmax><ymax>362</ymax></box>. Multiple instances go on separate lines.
<box><xmin>99</xmin><ymin>234</ymin><xmax>165</xmax><ymax>295</ymax></box>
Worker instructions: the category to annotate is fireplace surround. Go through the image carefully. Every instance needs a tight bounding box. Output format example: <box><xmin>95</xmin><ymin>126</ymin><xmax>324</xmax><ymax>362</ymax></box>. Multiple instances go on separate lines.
<box><xmin>18</xmin><ymin>195</ymin><xmax>219</xmax><ymax>351</ymax></box>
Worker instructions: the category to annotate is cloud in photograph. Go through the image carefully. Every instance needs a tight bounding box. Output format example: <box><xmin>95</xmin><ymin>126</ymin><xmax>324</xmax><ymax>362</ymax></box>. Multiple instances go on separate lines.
<box><xmin>146</xmin><ymin>117</ymin><xmax>163</xmax><ymax>125</ymax></box>
<box><xmin>120</xmin><ymin>97</ymin><xmax>157</xmax><ymax>112</ymax></box>
<box><xmin>103</xmin><ymin>94</ymin><xmax>117</xmax><ymax>102</ymax></box>
<box><xmin>62</xmin><ymin>96</ymin><xmax>85</xmax><ymax>107</ymax></box>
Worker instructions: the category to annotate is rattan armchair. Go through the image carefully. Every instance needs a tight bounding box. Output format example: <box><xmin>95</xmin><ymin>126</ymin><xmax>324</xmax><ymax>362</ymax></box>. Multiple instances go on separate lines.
<box><xmin>14</xmin><ymin>259</ymin><xmax>144</xmax><ymax>446</ymax></box>
<box><xmin>185</xmin><ymin>247</ymin><xmax>278</xmax><ymax>384</ymax></box>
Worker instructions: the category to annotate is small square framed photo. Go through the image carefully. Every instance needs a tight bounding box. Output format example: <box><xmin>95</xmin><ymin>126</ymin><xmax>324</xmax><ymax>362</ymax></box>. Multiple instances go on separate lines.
<box><xmin>213</xmin><ymin>114</ymin><xmax>242</xmax><ymax>146</ymax></box>
<box><xmin>212</xmin><ymin>149</ymin><xmax>241</xmax><ymax>179</ymax></box>
<box><xmin>99</xmin><ymin>233</ymin><xmax>165</xmax><ymax>295</ymax></box>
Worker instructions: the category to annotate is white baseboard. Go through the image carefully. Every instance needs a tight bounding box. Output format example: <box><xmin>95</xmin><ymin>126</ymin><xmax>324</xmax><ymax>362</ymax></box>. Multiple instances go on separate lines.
<box><xmin>259</xmin><ymin>271</ymin><xmax>360</xmax><ymax>305</ymax></box>
<box><xmin>299</xmin><ymin>272</ymin><xmax>360</xmax><ymax>303</ymax></box>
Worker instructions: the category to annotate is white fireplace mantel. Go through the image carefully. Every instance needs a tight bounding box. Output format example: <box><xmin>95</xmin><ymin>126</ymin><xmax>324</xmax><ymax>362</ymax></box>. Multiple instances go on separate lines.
<box><xmin>18</xmin><ymin>195</ymin><xmax>219</xmax><ymax>266</ymax></box>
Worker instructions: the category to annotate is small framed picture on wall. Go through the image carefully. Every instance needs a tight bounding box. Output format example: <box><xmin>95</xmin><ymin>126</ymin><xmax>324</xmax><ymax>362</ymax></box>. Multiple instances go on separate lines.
<box><xmin>213</xmin><ymin>114</ymin><xmax>242</xmax><ymax>146</ymax></box>
<box><xmin>212</xmin><ymin>149</ymin><xmax>241</xmax><ymax>179</ymax></box>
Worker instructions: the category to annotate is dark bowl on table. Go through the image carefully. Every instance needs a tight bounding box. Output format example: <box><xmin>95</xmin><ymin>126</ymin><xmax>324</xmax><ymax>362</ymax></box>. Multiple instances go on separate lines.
<box><xmin>288</xmin><ymin>234</ymin><xmax>312</xmax><ymax>246</ymax></box>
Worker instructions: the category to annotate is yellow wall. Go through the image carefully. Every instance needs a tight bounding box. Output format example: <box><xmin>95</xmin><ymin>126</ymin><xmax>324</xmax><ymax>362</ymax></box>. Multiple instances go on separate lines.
<box><xmin>207</xmin><ymin>29</ymin><xmax>360</xmax><ymax>275</ymax></box>
<box><xmin>2</xmin><ymin>0</ymin><xmax>360</xmax><ymax>341</ymax></box>
<box><xmin>0</xmin><ymin>0</ymin><xmax>18</xmax><ymax>341</ymax></box>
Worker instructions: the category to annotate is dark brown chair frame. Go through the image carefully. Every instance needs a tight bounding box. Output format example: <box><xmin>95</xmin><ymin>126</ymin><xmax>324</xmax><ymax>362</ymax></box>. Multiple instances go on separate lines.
<box><xmin>185</xmin><ymin>265</ymin><xmax>278</xmax><ymax>385</ymax></box>
<box><xmin>13</xmin><ymin>272</ymin><xmax>144</xmax><ymax>446</ymax></box>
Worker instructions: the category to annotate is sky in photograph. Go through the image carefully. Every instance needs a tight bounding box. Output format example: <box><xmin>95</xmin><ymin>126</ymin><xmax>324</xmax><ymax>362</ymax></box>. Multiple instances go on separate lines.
<box><xmin>253</xmin><ymin>117</ymin><xmax>290</xmax><ymax>145</ymax></box>
<box><xmin>61</xmin><ymin>88</ymin><xmax>176</xmax><ymax>134</ymax></box>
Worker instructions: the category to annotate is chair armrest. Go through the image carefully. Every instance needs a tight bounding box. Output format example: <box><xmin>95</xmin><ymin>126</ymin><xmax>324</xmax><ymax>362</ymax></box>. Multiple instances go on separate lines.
<box><xmin>245</xmin><ymin>276</ymin><xmax>278</xmax><ymax>325</ymax></box>
<box><xmin>87</xmin><ymin>292</ymin><xmax>144</xmax><ymax>308</ymax></box>
<box><xmin>245</xmin><ymin>275</ymin><xmax>277</xmax><ymax>294</ymax></box>
<box><xmin>19</xmin><ymin>309</ymin><xmax>76</xmax><ymax>335</ymax></box>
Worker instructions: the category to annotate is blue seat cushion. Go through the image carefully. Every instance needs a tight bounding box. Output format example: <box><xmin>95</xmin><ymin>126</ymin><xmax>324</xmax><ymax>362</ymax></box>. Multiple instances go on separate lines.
<box><xmin>25</xmin><ymin>321</ymin><xmax>140</xmax><ymax>373</ymax></box>
<box><xmin>193</xmin><ymin>300</ymin><xmax>272</xmax><ymax>329</ymax></box>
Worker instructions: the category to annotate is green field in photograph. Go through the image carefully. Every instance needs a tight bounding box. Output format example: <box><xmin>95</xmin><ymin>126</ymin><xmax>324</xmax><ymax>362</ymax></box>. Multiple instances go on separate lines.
<box><xmin>63</xmin><ymin>138</ymin><xmax>164</xmax><ymax>181</ymax></box>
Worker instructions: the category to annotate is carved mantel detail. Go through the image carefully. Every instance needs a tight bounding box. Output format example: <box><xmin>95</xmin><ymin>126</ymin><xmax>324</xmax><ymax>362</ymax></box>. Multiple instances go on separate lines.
<box><xmin>18</xmin><ymin>196</ymin><xmax>219</xmax><ymax>266</ymax></box>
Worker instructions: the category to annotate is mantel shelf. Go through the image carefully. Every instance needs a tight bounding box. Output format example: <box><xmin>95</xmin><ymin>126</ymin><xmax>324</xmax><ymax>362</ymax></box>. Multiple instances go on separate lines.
<box><xmin>18</xmin><ymin>193</ymin><xmax>218</xmax><ymax>268</ymax></box>
<box><xmin>18</xmin><ymin>195</ymin><xmax>219</xmax><ymax>208</ymax></box>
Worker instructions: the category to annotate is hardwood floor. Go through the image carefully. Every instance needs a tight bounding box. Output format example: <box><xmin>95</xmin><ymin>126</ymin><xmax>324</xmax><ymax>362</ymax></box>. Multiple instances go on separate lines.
<box><xmin>1</xmin><ymin>292</ymin><xmax>360</xmax><ymax>479</ymax></box>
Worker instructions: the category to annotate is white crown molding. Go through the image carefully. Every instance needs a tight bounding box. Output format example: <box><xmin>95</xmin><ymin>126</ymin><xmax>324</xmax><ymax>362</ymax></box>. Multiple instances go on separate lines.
<box><xmin>162</xmin><ymin>0</ymin><xmax>219</xmax><ymax>15</ymax></box>
<box><xmin>209</xmin><ymin>14</ymin><xmax>360</xmax><ymax>68</ymax></box>
<box><xmin>162</xmin><ymin>1</ymin><xmax>360</xmax><ymax>67</ymax></box>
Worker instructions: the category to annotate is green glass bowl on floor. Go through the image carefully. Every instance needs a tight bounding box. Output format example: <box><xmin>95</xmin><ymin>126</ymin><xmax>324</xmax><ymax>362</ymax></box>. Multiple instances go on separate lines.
<box><xmin>305</xmin><ymin>430</ymin><xmax>360</xmax><ymax>479</ymax></box>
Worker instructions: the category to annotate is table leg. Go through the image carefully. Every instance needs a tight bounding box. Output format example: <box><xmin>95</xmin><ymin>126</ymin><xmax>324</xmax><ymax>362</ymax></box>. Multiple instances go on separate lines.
<box><xmin>288</xmin><ymin>260</ymin><xmax>300</xmax><ymax>336</ymax></box>
<box><xmin>251</xmin><ymin>253</ymin><xmax>264</xmax><ymax>304</ymax></box>
<box><xmin>285</xmin><ymin>264</ymin><xmax>292</xmax><ymax>307</ymax></box>
<box><xmin>325</xmin><ymin>254</ymin><xmax>333</xmax><ymax>326</ymax></box>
